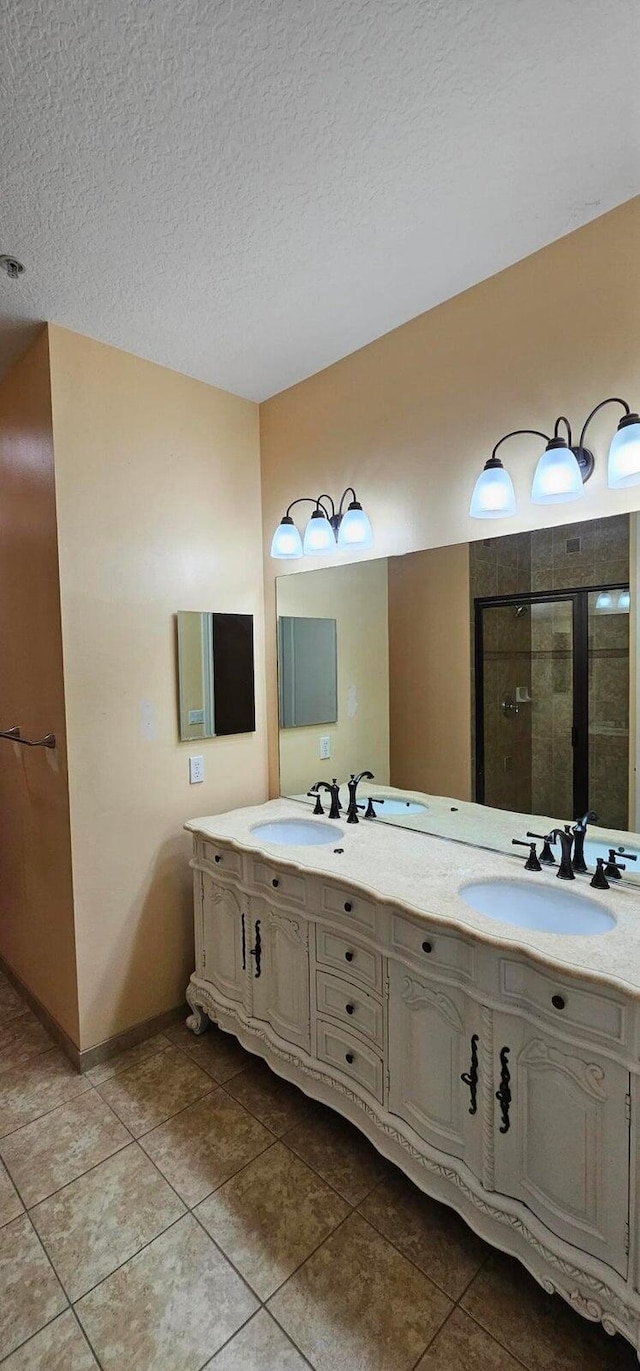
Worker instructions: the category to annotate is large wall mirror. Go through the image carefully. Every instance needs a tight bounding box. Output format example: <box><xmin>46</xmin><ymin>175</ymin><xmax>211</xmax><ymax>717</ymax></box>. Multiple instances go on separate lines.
<box><xmin>276</xmin><ymin>512</ymin><xmax>640</xmax><ymax>876</ymax></box>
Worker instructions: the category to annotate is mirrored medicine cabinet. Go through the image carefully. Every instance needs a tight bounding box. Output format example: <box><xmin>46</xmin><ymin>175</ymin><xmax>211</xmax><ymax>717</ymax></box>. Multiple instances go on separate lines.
<box><xmin>177</xmin><ymin>611</ymin><xmax>255</xmax><ymax>741</ymax></box>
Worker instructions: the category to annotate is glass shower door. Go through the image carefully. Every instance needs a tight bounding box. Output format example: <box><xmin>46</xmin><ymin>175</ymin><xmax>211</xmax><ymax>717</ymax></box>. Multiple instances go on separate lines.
<box><xmin>587</xmin><ymin>588</ymin><xmax>630</xmax><ymax>830</ymax></box>
<box><xmin>476</xmin><ymin>597</ymin><xmax>575</xmax><ymax>820</ymax></box>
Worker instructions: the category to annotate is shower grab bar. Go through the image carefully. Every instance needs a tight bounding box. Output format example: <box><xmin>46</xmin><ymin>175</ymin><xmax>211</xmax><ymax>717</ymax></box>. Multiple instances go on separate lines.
<box><xmin>0</xmin><ymin>727</ymin><xmax>56</xmax><ymax>749</ymax></box>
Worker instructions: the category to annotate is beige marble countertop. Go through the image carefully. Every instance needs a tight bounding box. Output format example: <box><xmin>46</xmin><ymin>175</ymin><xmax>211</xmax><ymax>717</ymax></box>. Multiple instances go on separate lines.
<box><xmin>186</xmin><ymin>798</ymin><xmax>640</xmax><ymax>998</ymax></box>
<box><xmin>289</xmin><ymin>783</ymin><xmax>640</xmax><ymax>877</ymax></box>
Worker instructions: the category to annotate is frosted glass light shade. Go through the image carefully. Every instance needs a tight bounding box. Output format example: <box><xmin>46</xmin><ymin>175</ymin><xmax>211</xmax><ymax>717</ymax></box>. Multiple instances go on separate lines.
<box><xmin>595</xmin><ymin>592</ymin><xmax>613</xmax><ymax>613</ymax></box>
<box><xmin>617</xmin><ymin>590</ymin><xmax>631</xmax><ymax>612</ymax></box>
<box><xmin>608</xmin><ymin>416</ymin><xmax>640</xmax><ymax>488</ymax></box>
<box><xmin>303</xmin><ymin>509</ymin><xmax>335</xmax><ymax>554</ymax></box>
<box><xmin>531</xmin><ymin>441</ymin><xmax>583</xmax><ymax>505</ymax></box>
<box><xmin>469</xmin><ymin>460</ymin><xmax>516</xmax><ymax>518</ymax></box>
<box><xmin>271</xmin><ymin>516</ymin><xmax>303</xmax><ymax>559</ymax></box>
<box><xmin>337</xmin><ymin>502</ymin><xmax>374</xmax><ymax>550</ymax></box>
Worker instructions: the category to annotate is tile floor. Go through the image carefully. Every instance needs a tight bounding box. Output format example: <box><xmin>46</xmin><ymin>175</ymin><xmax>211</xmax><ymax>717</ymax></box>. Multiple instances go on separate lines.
<box><xmin>0</xmin><ymin>972</ymin><xmax>637</xmax><ymax>1370</ymax></box>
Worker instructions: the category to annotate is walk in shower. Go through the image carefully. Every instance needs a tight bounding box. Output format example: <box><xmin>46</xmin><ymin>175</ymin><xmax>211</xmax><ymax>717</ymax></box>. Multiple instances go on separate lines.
<box><xmin>471</xmin><ymin>517</ymin><xmax>631</xmax><ymax>829</ymax></box>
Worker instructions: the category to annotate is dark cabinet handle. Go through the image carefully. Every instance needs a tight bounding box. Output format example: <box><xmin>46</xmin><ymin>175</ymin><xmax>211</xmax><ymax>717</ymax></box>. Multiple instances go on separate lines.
<box><xmin>421</xmin><ymin>940</ymin><xmax>432</xmax><ymax>954</ymax></box>
<box><xmin>250</xmin><ymin>920</ymin><xmax>262</xmax><ymax>978</ymax></box>
<box><xmin>214</xmin><ymin>854</ymin><xmax>222</xmax><ymax>864</ymax></box>
<box><xmin>344</xmin><ymin>901</ymin><xmax>352</xmax><ymax>912</ymax></box>
<box><xmin>272</xmin><ymin>878</ymin><xmax>279</xmax><ymax>888</ymax></box>
<box><xmin>460</xmin><ymin>1034</ymin><xmax>479</xmax><ymax>1115</ymax></box>
<box><xmin>345</xmin><ymin>950</ymin><xmax>354</xmax><ymax>962</ymax></box>
<box><xmin>346</xmin><ymin>1003</ymin><xmax>355</xmax><ymax>1015</ymax></box>
<box><xmin>552</xmin><ymin>994</ymin><xmax>565</xmax><ymax>1011</ymax></box>
<box><xmin>495</xmin><ymin>1046</ymin><xmax>511</xmax><ymax>1134</ymax></box>
<box><xmin>345</xmin><ymin>1052</ymin><xmax>354</xmax><ymax>1064</ymax></box>
<box><xmin>241</xmin><ymin>913</ymin><xmax>246</xmax><ymax>970</ymax></box>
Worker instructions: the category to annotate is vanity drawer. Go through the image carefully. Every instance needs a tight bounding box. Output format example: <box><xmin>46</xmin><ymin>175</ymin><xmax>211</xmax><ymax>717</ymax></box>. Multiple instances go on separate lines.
<box><xmin>320</xmin><ymin>883</ymin><xmax>377</xmax><ymax>934</ymax></box>
<box><xmin>315</xmin><ymin>924</ymin><xmax>383</xmax><ymax>993</ymax></box>
<box><xmin>500</xmin><ymin>959</ymin><xmax>626</xmax><ymax>1044</ymax></box>
<box><xmin>201</xmin><ymin>841</ymin><xmax>243</xmax><ymax>879</ymax></box>
<box><xmin>250</xmin><ymin>860</ymin><xmax>307</xmax><ymax>907</ymax></box>
<box><xmin>391</xmin><ymin>913</ymin><xmax>475</xmax><ymax>981</ymax></box>
<box><xmin>316</xmin><ymin>970</ymin><xmax>383</xmax><ymax>1047</ymax></box>
<box><xmin>316</xmin><ymin>1019</ymin><xmax>384</xmax><ymax>1102</ymax></box>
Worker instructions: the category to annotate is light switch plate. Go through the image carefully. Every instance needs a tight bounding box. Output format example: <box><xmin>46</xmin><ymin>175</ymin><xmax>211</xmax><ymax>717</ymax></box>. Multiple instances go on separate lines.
<box><xmin>189</xmin><ymin>755</ymin><xmax>205</xmax><ymax>784</ymax></box>
<box><xmin>319</xmin><ymin>735</ymin><xmax>331</xmax><ymax>760</ymax></box>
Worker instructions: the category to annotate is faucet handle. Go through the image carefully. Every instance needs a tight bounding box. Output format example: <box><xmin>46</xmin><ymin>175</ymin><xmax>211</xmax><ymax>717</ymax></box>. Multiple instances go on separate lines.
<box><xmin>526</xmin><ymin>831</ymin><xmax>556</xmax><ymax>865</ymax></box>
<box><xmin>605</xmin><ymin>847</ymin><xmax>636</xmax><ymax>879</ymax></box>
<box><xmin>591</xmin><ymin>856</ymin><xmax>626</xmax><ymax>890</ymax></box>
<box><xmin>512</xmin><ymin>838</ymin><xmax>541</xmax><ymax>872</ymax></box>
<box><xmin>307</xmin><ymin>788</ymin><xmax>325</xmax><ymax>816</ymax></box>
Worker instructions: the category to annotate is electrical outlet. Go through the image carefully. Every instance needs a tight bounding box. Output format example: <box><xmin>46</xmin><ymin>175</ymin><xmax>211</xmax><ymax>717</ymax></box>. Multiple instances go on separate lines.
<box><xmin>189</xmin><ymin>755</ymin><xmax>205</xmax><ymax>784</ymax></box>
<box><xmin>319</xmin><ymin>735</ymin><xmax>331</xmax><ymax>760</ymax></box>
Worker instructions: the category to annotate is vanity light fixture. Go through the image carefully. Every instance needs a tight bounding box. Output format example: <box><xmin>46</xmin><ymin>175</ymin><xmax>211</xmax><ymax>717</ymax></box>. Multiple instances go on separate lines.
<box><xmin>270</xmin><ymin>488</ymin><xmax>373</xmax><ymax>559</ymax></box>
<box><xmin>470</xmin><ymin>396</ymin><xmax>640</xmax><ymax>520</ymax></box>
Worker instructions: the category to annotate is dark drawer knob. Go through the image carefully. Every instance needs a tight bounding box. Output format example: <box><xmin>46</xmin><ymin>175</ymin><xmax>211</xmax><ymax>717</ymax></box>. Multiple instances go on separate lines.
<box><xmin>214</xmin><ymin>854</ymin><xmax>222</xmax><ymax>864</ymax></box>
<box><xmin>345</xmin><ymin>1052</ymin><xmax>354</xmax><ymax>1064</ymax></box>
<box><xmin>345</xmin><ymin>950</ymin><xmax>354</xmax><ymax>962</ymax></box>
<box><xmin>422</xmin><ymin>940</ymin><xmax>432</xmax><ymax>954</ymax></box>
<box><xmin>346</xmin><ymin>1003</ymin><xmax>355</xmax><ymax>1014</ymax></box>
<box><xmin>552</xmin><ymin>994</ymin><xmax>566</xmax><ymax>1011</ymax></box>
<box><xmin>344</xmin><ymin>901</ymin><xmax>352</xmax><ymax>912</ymax></box>
<box><xmin>272</xmin><ymin>878</ymin><xmax>279</xmax><ymax>888</ymax></box>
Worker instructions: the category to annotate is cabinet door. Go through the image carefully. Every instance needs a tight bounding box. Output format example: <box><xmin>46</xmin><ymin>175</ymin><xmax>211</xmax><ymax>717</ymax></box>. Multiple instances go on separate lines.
<box><xmin>493</xmin><ymin>1014</ymin><xmax>629</xmax><ymax>1277</ymax></box>
<box><xmin>202</xmin><ymin>877</ymin><xmax>246</xmax><ymax>1005</ymax></box>
<box><xmin>249</xmin><ymin>902</ymin><xmax>310</xmax><ymax>1054</ymax></box>
<box><xmin>388</xmin><ymin>961</ymin><xmax>482</xmax><ymax>1177</ymax></box>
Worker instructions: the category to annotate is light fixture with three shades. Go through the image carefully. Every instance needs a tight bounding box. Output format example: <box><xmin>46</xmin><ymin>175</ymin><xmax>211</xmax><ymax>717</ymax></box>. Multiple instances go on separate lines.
<box><xmin>271</xmin><ymin>488</ymin><xmax>373</xmax><ymax>559</ymax></box>
<box><xmin>470</xmin><ymin>397</ymin><xmax>640</xmax><ymax>520</ymax></box>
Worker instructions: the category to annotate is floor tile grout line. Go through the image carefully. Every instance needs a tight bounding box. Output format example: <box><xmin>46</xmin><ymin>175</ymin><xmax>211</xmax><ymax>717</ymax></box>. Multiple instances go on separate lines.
<box><xmin>186</xmin><ymin>1132</ymin><xmax>285</xmax><ymax>1211</ymax></box>
<box><xmin>459</xmin><ymin>1305</ymin><xmax>534</xmax><ymax>1371</ymax></box>
<box><xmin>0</xmin><ymin>1087</ymin><xmax>137</xmax><ymax>1210</ymax></box>
<box><xmin>23</xmin><ymin>1135</ymin><xmax>150</xmax><ymax>1217</ymax></box>
<box><xmin>69</xmin><ymin>1304</ymin><xmax>107</xmax><ymax>1371</ymax></box>
<box><xmin>353</xmin><ymin>1192</ymin><xmax>491</xmax><ymax>1306</ymax></box>
<box><xmin>68</xmin><ymin>1210</ymin><xmax>188</xmax><ymax>1311</ymax></box>
<box><xmin>83</xmin><ymin>1038</ymin><xmax>173</xmax><ymax>1086</ymax></box>
<box><xmin>0</xmin><ymin>1306</ymin><xmax>72</xmax><ymax>1366</ymax></box>
<box><xmin>93</xmin><ymin>1073</ymin><xmax>221</xmax><ymax>1140</ymax></box>
<box><xmin>407</xmin><ymin>1299</ymin><xmax>458</xmax><ymax>1371</ymax></box>
<box><xmin>0</xmin><ymin>1073</ymin><xmax>92</xmax><ymax>1142</ymax></box>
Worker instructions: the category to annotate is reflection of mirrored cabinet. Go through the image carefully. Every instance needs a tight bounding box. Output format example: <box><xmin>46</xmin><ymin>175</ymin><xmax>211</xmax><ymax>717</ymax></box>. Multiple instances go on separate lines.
<box><xmin>185</xmin><ymin>811</ymin><xmax>640</xmax><ymax>1358</ymax></box>
<box><xmin>277</xmin><ymin>615</ymin><xmax>337</xmax><ymax>728</ymax></box>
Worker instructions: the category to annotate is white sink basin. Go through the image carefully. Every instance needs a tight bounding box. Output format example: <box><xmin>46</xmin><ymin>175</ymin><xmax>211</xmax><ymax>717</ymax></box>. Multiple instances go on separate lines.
<box><xmin>251</xmin><ymin>819</ymin><xmax>342</xmax><ymax>847</ymax></box>
<box><xmin>372</xmin><ymin>798</ymin><xmax>427</xmax><ymax>816</ymax></box>
<box><xmin>459</xmin><ymin>879</ymin><xmax>616</xmax><ymax>935</ymax></box>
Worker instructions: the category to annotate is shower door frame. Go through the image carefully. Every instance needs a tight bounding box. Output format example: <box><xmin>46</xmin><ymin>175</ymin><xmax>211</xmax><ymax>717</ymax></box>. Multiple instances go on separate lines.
<box><xmin>474</xmin><ymin>582</ymin><xmax>629</xmax><ymax>821</ymax></box>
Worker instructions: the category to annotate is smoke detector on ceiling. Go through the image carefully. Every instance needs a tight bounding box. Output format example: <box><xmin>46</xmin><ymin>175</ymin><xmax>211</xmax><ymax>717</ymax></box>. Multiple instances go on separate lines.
<box><xmin>0</xmin><ymin>255</ymin><xmax>25</xmax><ymax>280</ymax></box>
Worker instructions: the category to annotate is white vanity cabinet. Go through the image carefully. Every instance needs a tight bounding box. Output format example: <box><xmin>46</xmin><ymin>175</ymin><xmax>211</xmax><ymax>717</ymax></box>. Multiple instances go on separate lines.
<box><xmin>491</xmin><ymin>1013</ymin><xmax>630</xmax><ymax>1277</ymax></box>
<box><xmin>185</xmin><ymin>821</ymin><xmax>640</xmax><ymax>1360</ymax></box>
<box><xmin>387</xmin><ymin>960</ymin><xmax>483</xmax><ymax>1178</ymax></box>
<box><xmin>199</xmin><ymin>875</ymin><xmax>246</xmax><ymax>1006</ymax></box>
<box><xmin>249</xmin><ymin>899</ymin><xmax>311</xmax><ymax>1053</ymax></box>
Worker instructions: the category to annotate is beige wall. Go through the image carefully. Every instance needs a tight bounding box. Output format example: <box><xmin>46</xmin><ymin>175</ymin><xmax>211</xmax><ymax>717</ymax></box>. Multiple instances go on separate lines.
<box><xmin>0</xmin><ymin>330</ymin><xmax>79</xmax><ymax>1041</ymax></box>
<box><xmin>261</xmin><ymin>198</ymin><xmax>640</xmax><ymax>795</ymax></box>
<box><xmin>49</xmin><ymin>327</ymin><xmax>266</xmax><ymax>1050</ymax></box>
<box><xmin>277</xmin><ymin>560</ymin><xmax>390</xmax><ymax>795</ymax></box>
<box><xmin>388</xmin><ymin>544</ymin><xmax>471</xmax><ymax>800</ymax></box>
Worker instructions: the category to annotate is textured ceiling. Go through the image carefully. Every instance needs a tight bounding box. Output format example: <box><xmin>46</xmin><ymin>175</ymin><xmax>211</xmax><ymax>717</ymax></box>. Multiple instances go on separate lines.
<box><xmin>0</xmin><ymin>0</ymin><xmax>638</xmax><ymax>401</ymax></box>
